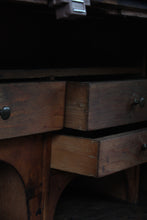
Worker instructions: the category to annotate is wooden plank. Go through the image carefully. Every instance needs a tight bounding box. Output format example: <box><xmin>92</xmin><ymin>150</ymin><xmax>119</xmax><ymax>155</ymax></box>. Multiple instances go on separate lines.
<box><xmin>91</xmin><ymin>0</ymin><xmax>147</xmax><ymax>18</ymax></box>
<box><xmin>125</xmin><ymin>166</ymin><xmax>140</xmax><ymax>203</ymax></box>
<box><xmin>51</xmin><ymin>135</ymin><xmax>98</xmax><ymax>177</ymax></box>
<box><xmin>4</xmin><ymin>0</ymin><xmax>48</xmax><ymax>5</ymax></box>
<box><xmin>65</xmin><ymin>80</ymin><xmax>147</xmax><ymax>130</ymax></box>
<box><xmin>41</xmin><ymin>135</ymin><xmax>52</xmax><ymax>220</ymax></box>
<box><xmin>0</xmin><ymin>81</ymin><xmax>65</xmax><ymax>139</ymax></box>
<box><xmin>0</xmin><ymin>67</ymin><xmax>142</xmax><ymax>80</ymax></box>
<box><xmin>88</xmin><ymin>79</ymin><xmax>147</xmax><ymax>130</ymax></box>
<box><xmin>51</xmin><ymin>129</ymin><xmax>147</xmax><ymax>177</ymax></box>
<box><xmin>120</xmin><ymin>10</ymin><xmax>147</xmax><ymax>18</ymax></box>
<box><xmin>65</xmin><ymin>82</ymin><xmax>89</xmax><ymax>130</ymax></box>
<box><xmin>92</xmin><ymin>0</ymin><xmax>147</xmax><ymax>11</ymax></box>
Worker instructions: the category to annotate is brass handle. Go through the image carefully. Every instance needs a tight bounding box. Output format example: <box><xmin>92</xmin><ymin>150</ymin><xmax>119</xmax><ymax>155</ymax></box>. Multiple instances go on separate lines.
<box><xmin>133</xmin><ymin>97</ymin><xmax>145</xmax><ymax>108</ymax></box>
<box><xmin>0</xmin><ymin>106</ymin><xmax>11</xmax><ymax>120</ymax></box>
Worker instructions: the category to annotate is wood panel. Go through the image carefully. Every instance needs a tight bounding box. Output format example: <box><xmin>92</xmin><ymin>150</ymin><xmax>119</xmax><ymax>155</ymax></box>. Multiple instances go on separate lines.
<box><xmin>0</xmin><ymin>134</ymin><xmax>52</xmax><ymax>220</ymax></box>
<box><xmin>65</xmin><ymin>80</ymin><xmax>147</xmax><ymax>130</ymax></box>
<box><xmin>5</xmin><ymin>0</ymin><xmax>48</xmax><ymax>5</ymax></box>
<box><xmin>0</xmin><ymin>135</ymin><xmax>43</xmax><ymax>192</ymax></box>
<box><xmin>51</xmin><ymin>135</ymin><xmax>98</xmax><ymax>176</ymax></box>
<box><xmin>97</xmin><ymin>129</ymin><xmax>147</xmax><ymax>177</ymax></box>
<box><xmin>0</xmin><ymin>135</ymin><xmax>44</xmax><ymax>220</ymax></box>
<box><xmin>0</xmin><ymin>81</ymin><xmax>65</xmax><ymax>139</ymax></box>
<box><xmin>51</xmin><ymin>129</ymin><xmax>147</xmax><ymax>177</ymax></box>
<box><xmin>0</xmin><ymin>163</ymin><xmax>28</xmax><ymax>220</ymax></box>
<box><xmin>92</xmin><ymin>0</ymin><xmax>147</xmax><ymax>11</ymax></box>
<box><xmin>0</xmin><ymin>67</ymin><xmax>141</xmax><ymax>80</ymax></box>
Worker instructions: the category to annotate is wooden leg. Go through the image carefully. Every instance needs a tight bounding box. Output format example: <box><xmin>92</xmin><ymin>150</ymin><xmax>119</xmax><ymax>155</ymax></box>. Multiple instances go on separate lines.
<box><xmin>0</xmin><ymin>162</ymin><xmax>28</xmax><ymax>220</ymax></box>
<box><xmin>102</xmin><ymin>166</ymin><xmax>140</xmax><ymax>203</ymax></box>
<box><xmin>41</xmin><ymin>135</ymin><xmax>52</xmax><ymax>220</ymax></box>
<box><xmin>125</xmin><ymin>166</ymin><xmax>140</xmax><ymax>203</ymax></box>
<box><xmin>0</xmin><ymin>134</ymin><xmax>52</xmax><ymax>220</ymax></box>
<box><xmin>46</xmin><ymin>170</ymin><xmax>76</xmax><ymax>220</ymax></box>
<box><xmin>87</xmin><ymin>166</ymin><xmax>140</xmax><ymax>204</ymax></box>
<box><xmin>28</xmin><ymin>196</ymin><xmax>42</xmax><ymax>220</ymax></box>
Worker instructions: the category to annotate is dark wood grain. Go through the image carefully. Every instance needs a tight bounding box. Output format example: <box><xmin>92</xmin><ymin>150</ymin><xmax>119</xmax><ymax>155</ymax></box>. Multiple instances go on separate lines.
<box><xmin>0</xmin><ymin>135</ymin><xmax>43</xmax><ymax>195</ymax></box>
<box><xmin>92</xmin><ymin>0</ymin><xmax>147</xmax><ymax>11</ymax></box>
<box><xmin>0</xmin><ymin>67</ymin><xmax>141</xmax><ymax>80</ymax></box>
<box><xmin>0</xmin><ymin>135</ymin><xmax>44</xmax><ymax>220</ymax></box>
<box><xmin>46</xmin><ymin>170</ymin><xmax>76</xmax><ymax>220</ymax></box>
<box><xmin>0</xmin><ymin>81</ymin><xmax>65</xmax><ymax>139</ymax></box>
<box><xmin>65</xmin><ymin>82</ymin><xmax>89</xmax><ymax>130</ymax></box>
<box><xmin>51</xmin><ymin>135</ymin><xmax>98</xmax><ymax>176</ymax></box>
<box><xmin>0</xmin><ymin>163</ymin><xmax>28</xmax><ymax>220</ymax></box>
<box><xmin>125</xmin><ymin>166</ymin><xmax>140</xmax><ymax>203</ymax></box>
<box><xmin>97</xmin><ymin>129</ymin><xmax>147</xmax><ymax>177</ymax></box>
<box><xmin>0</xmin><ymin>134</ymin><xmax>52</xmax><ymax>220</ymax></box>
<box><xmin>5</xmin><ymin>0</ymin><xmax>48</xmax><ymax>5</ymax></box>
<box><xmin>65</xmin><ymin>80</ymin><xmax>147</xmax><ymax>130</ymax></box>
<box><xmin>41</xmin><ymin>135</ymin><xmax>52</xmax><ymax>220</ymax></box>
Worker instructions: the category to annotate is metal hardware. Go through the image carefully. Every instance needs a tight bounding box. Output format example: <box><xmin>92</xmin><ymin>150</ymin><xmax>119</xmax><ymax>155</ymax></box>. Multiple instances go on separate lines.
<box><xmin>142</xmin><ymin>144</ymin><xmax>147</xmax><ymax>151</ymax></box>
<box><xmin>133</xmin><ymin>97</ymin><xmax>145</xmax><ymax>107</ymax></box>
<box><xmin>139</xmin><ymin>97</ymin><xmax>145</xmax><ymax>107</ymax></box>
<box><xmin>133</xmin><ymin>98</ymin><xmax>140</xmax><ymax>105</ymax></box>
<box><xmin>73</xmin><ymin>9</ymin><xmax>86</xmax><ymax>13</ymax></box>
<box><xmin>0</xmin><ymin>106</ymin><xmax>11</xmax><ymax>120</ymax></box>
<box><xmin>72</xmin><ymin>0</ymin><xmax>84</xmax><ymax>3</ymax></box>
<box><xmin>50</xmin><ymin>0</ymin><xmax>90</xmax><ymax>19</ymax></box>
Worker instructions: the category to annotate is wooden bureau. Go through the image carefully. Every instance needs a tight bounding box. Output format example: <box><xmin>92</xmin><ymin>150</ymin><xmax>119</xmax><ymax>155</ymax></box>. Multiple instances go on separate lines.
<box><xmin>0</xmin><ymin>1</ymin><xmax>146</xmax><ymax>220</ymax></box>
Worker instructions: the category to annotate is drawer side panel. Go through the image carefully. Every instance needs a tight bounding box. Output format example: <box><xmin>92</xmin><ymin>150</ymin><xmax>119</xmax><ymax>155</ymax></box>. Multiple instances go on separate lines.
<box><xmin>51</xmin><ymin>135</ymin><xmax>98</xmax><ymax>177</ymax></box>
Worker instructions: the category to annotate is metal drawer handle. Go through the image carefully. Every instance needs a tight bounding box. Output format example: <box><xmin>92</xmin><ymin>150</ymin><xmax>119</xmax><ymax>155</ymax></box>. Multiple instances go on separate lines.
<box><xmin>142</xmin><ymin>144</ymin><xmax>147</xmax><ymax>151</ymax></box>
<box><xmin>0</xmin><ymin>106</ymin><xmax>11</xmax><ymax>120</ymax></box>
<box><xmin>133</xmin><ymin>97</ymin><xmax>145</xmax><ymax>107</ymax></box>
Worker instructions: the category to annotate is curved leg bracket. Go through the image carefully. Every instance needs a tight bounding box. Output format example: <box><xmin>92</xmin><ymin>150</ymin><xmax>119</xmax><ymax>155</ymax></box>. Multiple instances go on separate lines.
<box><xmin>0</xmin><ymin>134</ymin><xmax>51</xmax><ymax>220</ymax></box>
<box><xmin>46</xmin><ymin>170</ymin><xmax>76</xmax><ymax>220</ymax></box>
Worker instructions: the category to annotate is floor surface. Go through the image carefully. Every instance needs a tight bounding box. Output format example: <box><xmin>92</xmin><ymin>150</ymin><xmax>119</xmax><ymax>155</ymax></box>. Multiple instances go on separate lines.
<box><xmin>54</xmin><ymin>176</ymin><xmax>147</xmax><ymax>220</ymax></box>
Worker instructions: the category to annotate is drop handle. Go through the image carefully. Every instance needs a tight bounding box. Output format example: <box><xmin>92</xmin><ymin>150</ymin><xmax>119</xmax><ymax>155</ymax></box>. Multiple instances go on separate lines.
<box><xmin>133</xmin><ymin>97</ymin><xmax>145</xmax><ymax>107</ymax></box>
<box><xmin>0</xmin><ymin>106</ymin><xmax>11</xmax><ymax>120</ymax></box>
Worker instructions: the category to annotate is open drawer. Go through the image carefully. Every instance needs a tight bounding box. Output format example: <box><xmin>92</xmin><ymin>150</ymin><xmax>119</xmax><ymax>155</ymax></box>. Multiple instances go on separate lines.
<box><xmin>65</xmin><ymin>80</ymin><xmax>147</xmax><ymax>130</ymax></box>
<box><xmin>51</xmin><ymin>129</ymin><xmax>147</xmax><ymax>177</ymax></box>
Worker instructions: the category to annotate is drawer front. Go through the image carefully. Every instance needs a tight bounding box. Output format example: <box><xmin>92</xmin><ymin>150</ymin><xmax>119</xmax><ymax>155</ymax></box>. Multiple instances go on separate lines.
<box><xmin>0</xmin><ymin>81</ymin><xmax>65</xmax><ymax>139</ymax></box>
<box><xmin>51</xmin><ymin>129</ymin><xmax>147</xmax><ymax>177</ymax></box>
<box><xmin>65</xmin><ymin>80</ymin><xmax>147</xmax><ymax>130</ymax></box>
<box><xmin>98</xmin><ymin>129</ymin><xmax>147</xmax><ymax>177</ymax></box>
